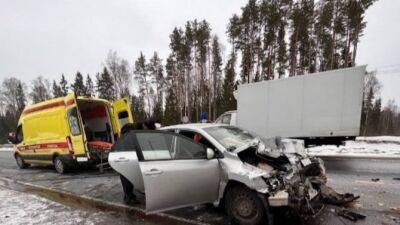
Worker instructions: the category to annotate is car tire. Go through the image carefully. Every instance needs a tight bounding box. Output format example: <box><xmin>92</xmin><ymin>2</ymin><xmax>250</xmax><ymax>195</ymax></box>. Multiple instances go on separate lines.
<box><xmin>225</xmin><ymin>185</ymin><xmax>268</xmax><ymax>225</ymax></box>
<box><xmin>15</xmin><ymin>154</ymin><xmax>30</xmax><ymax>169</ymax></box>
<box><xmin>54</xmin><ymin>156</ymin><xmax>67</xmax><ymax>174</ymax></box>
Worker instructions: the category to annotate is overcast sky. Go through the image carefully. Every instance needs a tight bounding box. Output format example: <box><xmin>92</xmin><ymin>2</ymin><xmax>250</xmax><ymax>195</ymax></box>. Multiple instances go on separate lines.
<box><xmin>1</xmin><ymin>0</ymin><xmax>399</xmax><ymax>106</ymax></box>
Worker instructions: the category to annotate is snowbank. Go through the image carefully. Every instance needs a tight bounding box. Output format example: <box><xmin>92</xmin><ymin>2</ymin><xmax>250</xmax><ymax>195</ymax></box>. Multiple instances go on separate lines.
<box><xmin>307</xmin><ymin>140</ymin><xmax>400</xmax><ymax>158</ymax></box>
<box><xmin>0</xmin><ymin>144</ymin><xmax>13</xmax><ymax>152</ymax></box>
<box><xmin>0</xmin><ymin>186</ymin><xmax>121</xmax><ymax>225</ymax></box>
<box><xmin>356</xmin><ymin>136</ymin><xmax>400</xmax><ymax>144</ymax></box>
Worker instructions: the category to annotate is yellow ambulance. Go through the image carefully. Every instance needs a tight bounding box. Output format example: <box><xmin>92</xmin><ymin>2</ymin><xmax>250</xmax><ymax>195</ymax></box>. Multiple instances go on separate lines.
<box><xmin>8</xmin><ymin>93</ymin><xmax>134</xmax><ymax>173</ymax></box>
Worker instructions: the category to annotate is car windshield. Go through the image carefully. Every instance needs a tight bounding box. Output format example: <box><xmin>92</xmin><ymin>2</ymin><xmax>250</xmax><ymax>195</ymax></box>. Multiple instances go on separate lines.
<box><xmin>203</xmin><ymin>126</ymin><xmax>256</xmax><ymax>151</ymax></box>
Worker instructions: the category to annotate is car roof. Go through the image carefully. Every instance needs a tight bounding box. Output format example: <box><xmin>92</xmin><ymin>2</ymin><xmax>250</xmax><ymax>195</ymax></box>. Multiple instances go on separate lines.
<box><xmin>161</xmin><ymin>123</ymin><xmax>225</xmax><ymax>131</ymax></box>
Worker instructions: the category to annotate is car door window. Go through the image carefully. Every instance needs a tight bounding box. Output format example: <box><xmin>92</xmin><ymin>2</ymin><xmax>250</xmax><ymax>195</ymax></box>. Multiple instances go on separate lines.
<box><xmin>112</xmin><ymin>131</ymin><xmax>136</xmax><ymax>152</ymax></box>
<box><xmin>136</xmin><ymin>132</ymin><xmax>173</xmax><ymax>160</ymax></box>
<box><xmin>179</xmin><ymin>130</ymin><xmax>216</xmax><ymax>150</ymax></box>
<box><xmin>174</xmin><ymin>135</ymin><xmax>206</xmax><ymax>159</ymax></box>
<box><xmin>135</xmin><ymin>132</ymin><xmax>206</xmax><ymax>161</ymax></box>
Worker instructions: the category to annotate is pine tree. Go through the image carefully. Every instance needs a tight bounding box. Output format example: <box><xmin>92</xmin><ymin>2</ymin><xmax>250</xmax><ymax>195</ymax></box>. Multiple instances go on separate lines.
<box><xmin>132</xmin><ymin>95</ymin><xmax>147</xmax><ymax>122</ymax></box>
<box><xmin>369</xmin><ymin>98</ymin><xmax>382</xmax><ymax>135</ymax></box>
<box><xmin>96</xmin><ymin>68</ymin><xmax>115</xmax><ymax>100</ymax></box>
<box><xmin>260</xmin><ymin>0</ymin><xmax>280</xmax><ymax>80</ymax></box>
<box><xmin>71</xmin><ymin>72</ymin><xmax>86</xmax><ymax>96</ymax></box>
<box><xmin>289</xmin><ymin>2</ymin><xmax>302</xmax><ymax>76</ymax></box>
<box><xmin>221</xmin><ymin>51</ymin><xmax>237</xmax><ymax>113</ymax></box>
<box><xmin>134</xmin><ymin>52</ymin><xmax>153</xmax><ymax>116</ymax></box>
<box><xmin>148</xmin><ymin>52</ymin><xmax>165</xmax><ymax>121</ymax></box>
<box><xmin>211</xmin><ymin>36</ymin><xmax>223</xmax><ymax>119</ymax></box>
<box><xmin>85</xmin><ymin>74</ymin><xmax>94</xmax><ymax>97</ymax></box>
<box><xmin>345</xmin><ymin>0</ymin><xmax>377</xmax><ymax>66</ymax></box>
<box><xmin>163</xmin><ymin>87</ymin><xmax>180</xmax><ymax>125</ymax></box>
<box><xmin>361</xmin><ymin>86</ymin><xmax>374</xmax><ymax>135</ymax></box>
<box><xmin>59</xmin><ymin>74</ymin><xmax>69</xmax><ymax>96</ymax></box>
<box><xmin>15</xmin><ymin>82</ymin><xmax>26</xmax><ymax>115</ymax></box>
<box><xmin>52</xmin><ymin>80</ymin><xmax>63</xmax><ymax>98</ymax></box>
<box><xmin>315</xmin><ymin>0</ymin><xmax>334</xmax><ymax>71</ymax></box>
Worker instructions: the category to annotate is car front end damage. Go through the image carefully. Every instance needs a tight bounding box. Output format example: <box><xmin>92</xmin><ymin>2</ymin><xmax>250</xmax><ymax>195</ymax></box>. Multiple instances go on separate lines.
<box><xmin>232</xmin><ymin>138</ymin><xmax>356</xmax><ymax>217</ymax></box>
<box><xmin>259</xmin><ymin>155</ymin><xmax>327</xmax><ymax>215</ymax></box>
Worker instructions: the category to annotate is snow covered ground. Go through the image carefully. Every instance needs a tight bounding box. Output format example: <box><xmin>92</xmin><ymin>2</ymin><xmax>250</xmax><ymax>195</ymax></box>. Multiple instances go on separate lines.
<box><xmin>307</xmin><ymin>137</ymin><xmax>400</xmax><ymax>158</ymax></box>
<box><xmin>0</xmin><ymin>144</ymin><xmax>13</xmax><ymax>151</ymax></box>
<box><xmin>0</xmin><ymin>186</ymin><xmax>107</xmax><ymax>225</ymax></box>
<box><xmin>0</xmin><ymin>186</ymin><xmax>148</xmax><ymax>225</ymax></box>
<box><xmin>0</xmin><ymin>147</ymin><xmax>13</xmax><ymax>152</ymax></box>
<box><xmin>356</xmin><ymin>136</ymin><xmax>400</xmax><ymax>144</ymax></box>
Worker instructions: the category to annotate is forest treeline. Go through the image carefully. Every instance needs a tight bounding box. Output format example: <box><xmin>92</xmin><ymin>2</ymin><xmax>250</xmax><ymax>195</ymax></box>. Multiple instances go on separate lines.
<box><xmin>2</xmin><ymin>0</ymin><xmax>398</xmax><ymax>144</ymax></box>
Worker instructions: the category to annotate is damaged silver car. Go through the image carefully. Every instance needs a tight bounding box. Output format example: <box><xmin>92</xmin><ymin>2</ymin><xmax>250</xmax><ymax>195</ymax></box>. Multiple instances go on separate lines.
<box><xmin>109</xmin><ymin>124</ymin><xmax>331</xmax><ymax>225</ymax></box>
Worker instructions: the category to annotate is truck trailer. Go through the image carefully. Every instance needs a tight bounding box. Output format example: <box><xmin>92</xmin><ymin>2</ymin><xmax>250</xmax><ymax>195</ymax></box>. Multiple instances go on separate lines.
<box><xmin>215</xmin><ymin>66</ymin><xmax>367</xmax><ymax>146</ymax></box>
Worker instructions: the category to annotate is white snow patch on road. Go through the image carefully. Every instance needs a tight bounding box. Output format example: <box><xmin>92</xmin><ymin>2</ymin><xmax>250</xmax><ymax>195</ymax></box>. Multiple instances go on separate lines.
<box><xmin>0</xmin><ymin>186</ymin><xmax>111</xmax><ymax>225</ymax></box>
<box><xmin>356</xmin><ymin>136</ymin><xmax>400</xmax><ymax>144</ymax></box>
<box><xmin>307</xmin><ymin>140</ymin><xmax>400</xmax><ymax>158</ymax></box>
<box><xmin>0</xmin><ymin>144</ymin><xmax>13</xmax><ymax>152</ymax></box>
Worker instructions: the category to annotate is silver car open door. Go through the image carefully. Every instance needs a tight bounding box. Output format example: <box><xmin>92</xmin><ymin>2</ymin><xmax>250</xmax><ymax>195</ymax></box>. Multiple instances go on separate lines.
<box><xmin>108</xmin><ymin>132</ymin><xmax>145</xmax><ymax>192</ymax></box>
<box><xmin>134</xmin><ymin>131</ymin><xmax>221</xmax><ymax>213</ymax></box>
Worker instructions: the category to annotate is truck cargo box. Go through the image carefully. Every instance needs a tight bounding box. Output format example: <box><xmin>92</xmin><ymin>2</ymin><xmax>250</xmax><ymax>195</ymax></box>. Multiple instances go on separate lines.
<box><xmin>236</xmin><ymin>66</ymin><xmax>366</xmax><ymax>143</ymax></box>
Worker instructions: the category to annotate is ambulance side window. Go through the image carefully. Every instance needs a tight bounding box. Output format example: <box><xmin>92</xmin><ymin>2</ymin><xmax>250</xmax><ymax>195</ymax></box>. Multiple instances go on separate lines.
<box><xmin>68</xmin><ymin>108</ymin><xmax>82</xmax><ymax>136</ymax></box>
<box><xmin>118</xmin><ymin>111</ymin><xmax>129</xmax><ymax>128</ymax></box>
<box><xmin>15</xmin><ymin>125</ymin><xmax>23</xmax><ymax>144</ymax></box>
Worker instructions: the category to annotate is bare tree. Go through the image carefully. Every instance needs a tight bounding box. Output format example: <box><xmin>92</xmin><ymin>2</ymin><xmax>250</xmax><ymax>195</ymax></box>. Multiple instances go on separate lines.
<box><xmin>30</xmin><ymin>76</ymin><xmax>51</xmax><ymax>103</ymax></box>
<box><xmin>105</xmin><ymin>50</ymin><xmax>132</xmax><ymax>98</ymax></box>
<box><xmin>0</xmin><ymin>77</ymin><xmax>26</xmax><ymax>119</ymax></box>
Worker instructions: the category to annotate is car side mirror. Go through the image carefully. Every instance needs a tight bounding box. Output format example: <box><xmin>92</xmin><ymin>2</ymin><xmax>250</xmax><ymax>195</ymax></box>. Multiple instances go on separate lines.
<box><xmin>8</xmin><ymin>132</ymin><xmax>17</xmax><ymax>144</ymax></box>
<box><xmin>206</xmin><ymin>148</ymin><xmax>215</xmax><ymax>160</ymax></box>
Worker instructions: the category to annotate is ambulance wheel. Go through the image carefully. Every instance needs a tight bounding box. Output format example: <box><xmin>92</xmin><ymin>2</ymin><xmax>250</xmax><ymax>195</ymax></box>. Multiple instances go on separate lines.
<box><xmin>15</xmin><ymin>154</ymin><xmax>30</xmax><ymax>169</ymax></box>
<box><xmin>54</xmin><ymin>156</ymin><xmax>67</xmax><ymax>174</ymax></box>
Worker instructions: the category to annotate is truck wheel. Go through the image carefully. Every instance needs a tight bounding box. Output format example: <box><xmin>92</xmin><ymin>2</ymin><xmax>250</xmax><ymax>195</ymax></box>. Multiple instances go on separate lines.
<box><xmin>15</xmin><ymin>154</ymin><xmax>30</xmax><ymax>169</ymax></box>
<box><xmin>225</xmin><ymin>185</ymin><xmax>268</xmax><ymax>225</ymax></box>
<box><xmin>54</xmin><ymin>156</ymin><xmax>67</xmax><ymax>174</ymax></box>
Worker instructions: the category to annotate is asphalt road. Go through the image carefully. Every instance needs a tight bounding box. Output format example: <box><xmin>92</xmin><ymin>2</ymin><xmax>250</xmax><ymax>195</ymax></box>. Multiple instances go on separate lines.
<box><xmin>0</xmin><ymin>151</ymin><xmax>399</xmax><ymax>225</ymax></box>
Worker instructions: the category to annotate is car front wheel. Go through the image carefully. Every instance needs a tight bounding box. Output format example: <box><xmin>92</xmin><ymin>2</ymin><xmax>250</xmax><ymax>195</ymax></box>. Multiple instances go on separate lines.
<box><xmin>225</xmin><ymin>185</ymin><xmax>268</xmax><ymax>225</ymax></box>
<box><xmin>15</xmin><ymin>154</ymin><xmax>30</xmax><ymax>169</ymax></box>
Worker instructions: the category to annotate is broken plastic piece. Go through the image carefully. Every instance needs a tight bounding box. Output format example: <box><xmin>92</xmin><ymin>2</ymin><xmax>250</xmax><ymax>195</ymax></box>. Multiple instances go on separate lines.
<box><xmin>337</xmin><ymin>209</ymin><xmax>366</xmax><ymax>222</ymax></box>
<box><xmin>320</xmin><ymin>185</ymin><xmax>360</xmax><ymax>206</ymax></box>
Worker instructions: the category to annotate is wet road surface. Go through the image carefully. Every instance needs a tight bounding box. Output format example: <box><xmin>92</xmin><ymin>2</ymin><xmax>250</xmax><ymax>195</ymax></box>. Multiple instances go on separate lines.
<box><xmin>0</xmin><ymin>151</ymin><xmax>399</xmax><ymax>225</ymax></box>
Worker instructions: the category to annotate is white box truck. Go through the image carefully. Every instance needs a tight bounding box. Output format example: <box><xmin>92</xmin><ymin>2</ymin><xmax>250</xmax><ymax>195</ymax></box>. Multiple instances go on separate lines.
<box><xmin>215</xmin><ymin>66</ymin><xmax>366</xmax><ymax>146</ymax></box>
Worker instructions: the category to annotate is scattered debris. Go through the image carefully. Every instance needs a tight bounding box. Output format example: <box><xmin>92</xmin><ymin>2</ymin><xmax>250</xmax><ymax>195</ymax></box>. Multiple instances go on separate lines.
<box><xmin>371</xmin><ymin>178</ymin><xmax>380</xmax><ymax>182</ymax></box>
<box><xmin>391</xmin><ymin>207</ymin><xmax>400</xmax><ymax>214</ymax></box>
<box><xmin>337</xmin><ymin>209</ymin><xmax>366</xmax><ymax>222</ymax></box>
<box><xmin>320</xmin><ymin>185</ymin><xmax>360</xmax><ymax>206</ymax></box>
<box><xmin>393</xmin><ymin>177</ymin><xmax>400</xmax><ymax>181</ymax></box>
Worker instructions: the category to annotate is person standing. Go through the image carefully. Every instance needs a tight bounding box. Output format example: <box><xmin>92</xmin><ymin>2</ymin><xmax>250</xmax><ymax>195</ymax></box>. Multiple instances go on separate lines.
<box><xmin>114</xmin><ymin>119</ymin><xmax>159</xmax><ymax>205</ymax></box>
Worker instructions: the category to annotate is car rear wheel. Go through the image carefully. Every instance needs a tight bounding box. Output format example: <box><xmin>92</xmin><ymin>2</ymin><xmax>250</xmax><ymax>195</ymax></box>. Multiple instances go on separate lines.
<box><xmin>15</xmin><ymin>154</ymin><xmax>30</xmax><ymax>169</ymax></box>
<box><xmin>225</xmin><ymin>185</ymin><xmax>268</xmax><ymax>225</ymax></box>
<box><xmin>54</xmin><ymin>156</ymin><xmax>66</xmax><ymax>174</ymax></box>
